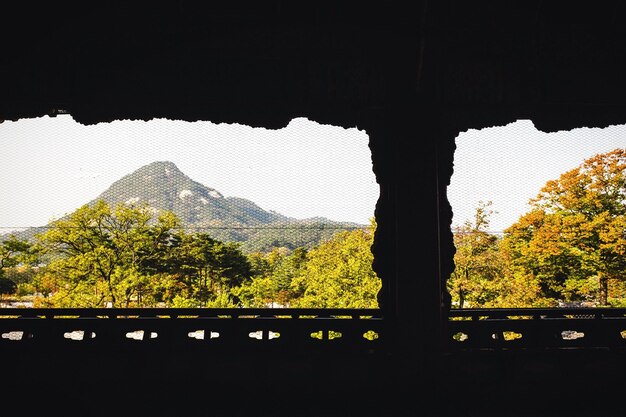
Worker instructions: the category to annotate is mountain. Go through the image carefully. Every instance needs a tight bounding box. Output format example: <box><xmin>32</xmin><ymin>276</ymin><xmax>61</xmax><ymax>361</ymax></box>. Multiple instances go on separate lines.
<box><xmin>4</xmin><ymin>161</ymin><xmax>365</xmax><ymax>253</ymax></box>
<box><xmin>94</xmin><ymin>161</ymin><xmax>291</xmax><ymax>227</ymax></box>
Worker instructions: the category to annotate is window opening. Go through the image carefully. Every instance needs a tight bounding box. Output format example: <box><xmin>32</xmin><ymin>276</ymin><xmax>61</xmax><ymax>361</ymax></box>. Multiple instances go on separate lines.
<box><xmin>448</xmin><ymin>119</ymin><xmax>626</xmax><ymax>309</ymax></box>
<box><xmin>0</xmin><ymin>116</ymin><xmax>381</xmax><ymax>310</ymax></box>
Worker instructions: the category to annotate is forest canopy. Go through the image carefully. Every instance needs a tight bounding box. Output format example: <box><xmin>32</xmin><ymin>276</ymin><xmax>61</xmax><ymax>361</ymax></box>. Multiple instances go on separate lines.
<box><xmin>3</xmin><ymin>148</ymin><xmax>624</xmax><ymax>309</ymax></box>
<box><xmin>448</xmin><ymin>148</ymin><xmax>626</xmax><ymax>308</ymax></box>
<box><xmin>0</xmin><ymin>200</ymin><xmax>380</xmax><ymax>309</ymax></box>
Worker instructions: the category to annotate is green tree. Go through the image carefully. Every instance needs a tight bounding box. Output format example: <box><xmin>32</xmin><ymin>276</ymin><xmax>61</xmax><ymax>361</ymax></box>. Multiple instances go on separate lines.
<box><xmin>290</xmin><ymin>218</ymin><xmax>380</xmax><ymax>308</ymax></box>
<box><xmin>0</xmin><ymin>235</ymin><xmax>37</xmax><ymax>274</ymax></box>
<box><xmin>234</xmin><ymin>247</ymin><xmax>308</xmax><ymax>307</ymax></box>
<box><xmin>502</xmin><ymin>148</ymin><xmax>626</xmax><ymax>306</ymax></box>
<box><xmin>272</xmin><ymin>247</ymin><xmax>307</xmax><ymax>305</ymax></box>
<box><xmin>447</xmin><ymin>201</ymin><xmax>504</xmax><ymax>308</ymax></box>
<box><xmin>36</xmin><ymin>200</ymin><xmax>180</xmax><ymax>307</ymax></box>
<box><xmin>0</xmin><ymin>277</ymin><xmax>17</xmax><ymax>300</ymax></box>
<box><xmin>0</xmin><ymin>235</ymin><xmax>39</xmax><ymax>301</ymax></box>
<box><xmin>171</xmin><ymin>233</ymin><xmax>252</xmax><ymax>306</ymax></box>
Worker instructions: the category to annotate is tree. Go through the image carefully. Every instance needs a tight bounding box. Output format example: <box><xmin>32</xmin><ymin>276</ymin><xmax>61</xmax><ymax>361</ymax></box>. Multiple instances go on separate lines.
<box><xmin>272</xmin><ymin>247</ymin><xmax>307</xmax><ymax>305</ymax></box>
<box><xmin>502</xmin><ymin>148</ymin><xmax>626</xmax><ymax>306</ymax></box>
<box><xmin>36</xmin><ymin>200</ymin><xmax>180</xmax><ymax>307</ymax></box>
<box><xmin>171</xmin><ymin>233</ymin><xmax>252</xmax><ymax>306</ymax></box>
<box><xmin>0</xmin><ymin>234</ymin><xmax>37</xmax><ymax>275</ymax></box>
<box><xmin>290</xmin><ymin>218</ymin><xmax>380</xmax><ymax>308</ymax></box>
<box><xmin>447</xmin><ymin>201</ymin><xmax>504</xmax><ymax>308</ymax></box>
<box><xmin>0</xmin><ymin>277</ymin><xmax>17</xmax><ymax>301</ymax></box>
<box><xmin>234</xmin><ymin>247</ymin><xmax>308</xmax><ymax>307</ymax></box>
<box><xmin>0</xmin><ymin>235</ymin><xmax>38</xmax><ymax>301</ymax></box>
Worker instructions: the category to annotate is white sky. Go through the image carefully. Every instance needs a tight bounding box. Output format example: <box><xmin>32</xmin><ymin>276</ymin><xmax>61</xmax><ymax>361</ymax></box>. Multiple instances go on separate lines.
<box><xmin>0</xmin><ymin>116</ymin><xmax>378</xmax><ymax>232</ymax></box>
<box><xmin>448</xmin><ymin>119</ymin><xmax>626</xmax><ymax>233</ymax></box>
<box><xmin>4</xmin><ymin>117</ymin><xmax>623</xmax><ymax>235</ymax></box>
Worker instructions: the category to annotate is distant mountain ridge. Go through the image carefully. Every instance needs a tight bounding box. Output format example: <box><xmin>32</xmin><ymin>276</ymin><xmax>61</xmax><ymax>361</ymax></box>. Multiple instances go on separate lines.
<box><xmin>5</xmin><ymin>161</ymin><xmax>364</xmax><ymax>253</ymax></box>
<box><xmin>94</xmin><ymin>161</ymin><xmax>292</xmax><ymax>227</ymax></box>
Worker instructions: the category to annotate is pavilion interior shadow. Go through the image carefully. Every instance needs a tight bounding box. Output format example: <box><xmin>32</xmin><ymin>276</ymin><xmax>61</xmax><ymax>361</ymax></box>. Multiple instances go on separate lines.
<box><xmin>2</xmin><ymin>2</ymin><xmax>626</xmax><ymax>416</ymax></box>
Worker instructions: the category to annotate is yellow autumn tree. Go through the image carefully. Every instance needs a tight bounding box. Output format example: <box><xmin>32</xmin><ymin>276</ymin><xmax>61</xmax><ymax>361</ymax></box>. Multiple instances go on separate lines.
<box><xmin>501</xmin><ymin>148</ymin><xmax>626</xmax><ymax>306</ymax></box>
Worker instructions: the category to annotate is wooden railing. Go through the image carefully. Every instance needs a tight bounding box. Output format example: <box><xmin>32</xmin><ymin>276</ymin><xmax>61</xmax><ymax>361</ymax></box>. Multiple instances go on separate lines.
<box><xmin>447</xmin><ymin>308</ymin><xmax>626</xmax><ymax>351</ymax></box>
<box><xmin>5</xmin><ymin>307</ymin><xmax>626</xmax><ymax>353</ymax></box>
<box><xmin>0</xmin><ymin>307</ymin><xmax>383</xmax><ymax>354</ymax></box>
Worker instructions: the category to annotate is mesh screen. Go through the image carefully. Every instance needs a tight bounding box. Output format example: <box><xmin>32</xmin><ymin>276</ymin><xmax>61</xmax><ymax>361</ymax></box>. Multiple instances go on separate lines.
<box><xmin>448</xmin><ymin>119</ymin><xmax>626</xmax><ymax>308</ymax></box>
<box><xmin>0</xmin><ymin>116</ymin><xmax>380</xmax><ymax>308</ymax></box>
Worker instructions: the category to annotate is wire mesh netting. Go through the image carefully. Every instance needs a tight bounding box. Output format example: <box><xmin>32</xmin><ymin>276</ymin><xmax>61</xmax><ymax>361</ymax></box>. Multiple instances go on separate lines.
<box><xmin>0</xmin><ymin>116</ymin><xmax>381</xmax><ymax>308</ymax></box>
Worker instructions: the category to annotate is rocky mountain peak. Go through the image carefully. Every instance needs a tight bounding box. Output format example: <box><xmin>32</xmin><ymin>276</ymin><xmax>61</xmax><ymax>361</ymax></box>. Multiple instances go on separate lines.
<box><xmin>134</xmin><ymin>160</ymin><xmax>183</xmax><ymax>177</ymax></box>
<box><xmin>4</xmin><ymin>161</ymin><xmax>364</xmax><ymax>253</ymax></box>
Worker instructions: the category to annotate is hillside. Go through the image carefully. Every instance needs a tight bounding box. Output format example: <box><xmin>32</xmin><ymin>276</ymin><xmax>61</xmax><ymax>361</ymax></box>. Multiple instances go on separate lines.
<box><xmin>3</xmin><ymin>161</ymin><xmax>365</xmax><ymax>253</ymax></box>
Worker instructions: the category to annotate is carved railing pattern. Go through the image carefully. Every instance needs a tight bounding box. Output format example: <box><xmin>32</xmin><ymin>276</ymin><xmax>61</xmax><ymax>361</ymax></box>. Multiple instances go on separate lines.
<box><xmin>447</xmin><ymin>308</ymin><xmax>626</xmax><ymax>350</ymax></box>
<box><xmin>6</xmin><ymin>307</ymin><xmax>626</xmax><ymax>353</ymax></box>
<box><xmin>0</xmin><ymin>308</ymin><xmax>383</xmax><ymax>354</ymax></box>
